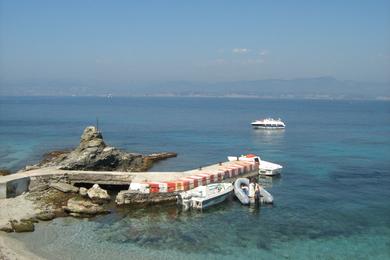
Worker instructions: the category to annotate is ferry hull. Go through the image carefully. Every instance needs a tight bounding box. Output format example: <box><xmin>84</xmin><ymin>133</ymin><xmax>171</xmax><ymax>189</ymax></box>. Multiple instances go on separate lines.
<box><xmin>252</xmin><ymin>125</ymin><xmax>285</xmax><ymax>130</ymax></box>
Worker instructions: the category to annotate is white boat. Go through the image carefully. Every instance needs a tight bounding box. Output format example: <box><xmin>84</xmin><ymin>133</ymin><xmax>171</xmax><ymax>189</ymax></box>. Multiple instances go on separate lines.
<box><xmin>233</xmin><ymin>178</ymin><xmax>273</xmax><ymax>205</ymax></box>
<box><xmin>177</xmin><ymin>183</ymin><xmax>233</xmax><ymax>210</ymax></box>
<box><xmin>251</xmin><ymin>118</ymin><xmax>285</xmax><ymax>129</ymax></box>
<box><xmin>227</xmin><ymin>154</ymin><xmax>283</xmax><ymax>176</ymax></box>
<box><xmin>258</xmin><ymin>160</ymin><xmax>283</xmax><ymax>176</ymax></box>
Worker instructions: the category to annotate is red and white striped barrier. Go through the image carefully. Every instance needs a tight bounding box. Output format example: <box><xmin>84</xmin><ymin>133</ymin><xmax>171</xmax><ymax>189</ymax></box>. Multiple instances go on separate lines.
<box><xmin>129</xmin><ymin>161</ymin><xmax>257</xmax><ymax>194</ymax></box>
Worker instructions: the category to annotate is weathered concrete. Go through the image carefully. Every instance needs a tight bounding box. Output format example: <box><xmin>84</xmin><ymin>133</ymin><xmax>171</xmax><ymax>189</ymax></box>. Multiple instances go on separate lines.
<box><xmin>49</xmin><ymin>182</ymin><xmax>79</xmax><ymax>193</ymax></box>
<box><xmin>0</xmin><ymin>177</ymin><xmax>30</xmax><ymax>199</ymax></box>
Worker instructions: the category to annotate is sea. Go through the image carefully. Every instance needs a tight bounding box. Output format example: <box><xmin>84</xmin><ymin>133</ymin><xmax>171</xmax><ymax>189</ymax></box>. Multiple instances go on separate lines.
<box><xmin>0</xmin><ymin>96</ymin><xmax>389</xmax><ymax>259</ymax></box>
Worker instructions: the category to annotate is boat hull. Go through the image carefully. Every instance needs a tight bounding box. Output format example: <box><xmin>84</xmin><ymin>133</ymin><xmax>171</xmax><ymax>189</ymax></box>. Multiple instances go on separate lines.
<box><xmin>234</xmin><ymin>178</ymin><xmax>250</xmax><ymax>205</ymax></box>
<box><xmin>252</xmin><ymin>125</ymin><xmax>285</xmax><ymax>130</ymax></box>
<box><xmin>233</xmin><ymin>178</ymin><xmax>274</xmax><ymax>205</ymax></box>
<box><xmin>258</xmin><ymin>168</ymin><xmax>281</xmax><ymax>176</ymax></box>
<box><xmin>195</xmin><ymin>192</ymin><xmax>231</xmax><ymax>209</ymax></box>
<box><xmin>179</xmin><ymin>183</ymin><xmax>233</xmax><ymax>210</ymax></box>
<box><xmin>259</xmin><ymin>160</ymin><xmax>283</xmax><ymax>176</ymax></box>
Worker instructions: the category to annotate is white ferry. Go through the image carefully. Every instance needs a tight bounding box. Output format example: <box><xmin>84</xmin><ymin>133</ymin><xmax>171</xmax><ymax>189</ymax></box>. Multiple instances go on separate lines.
<box><xmin>251</xmin><ymin>118</ymin><xmax>285</xmax><ymax>129</ymax></box>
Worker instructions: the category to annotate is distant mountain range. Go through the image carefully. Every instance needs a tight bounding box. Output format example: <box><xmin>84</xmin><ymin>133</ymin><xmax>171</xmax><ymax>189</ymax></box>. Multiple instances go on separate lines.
<box><xmin>1</xmin><ymin>77</ymin><xmax>389</xmax><ymax>100</ymax></box>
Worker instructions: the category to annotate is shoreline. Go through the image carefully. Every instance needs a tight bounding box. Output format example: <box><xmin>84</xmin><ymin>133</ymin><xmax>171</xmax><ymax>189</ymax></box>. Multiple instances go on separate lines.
<box><xmin>0</xmin><ymin>233</ymin><xmax>43</xmax><ymax>260</ymax></box>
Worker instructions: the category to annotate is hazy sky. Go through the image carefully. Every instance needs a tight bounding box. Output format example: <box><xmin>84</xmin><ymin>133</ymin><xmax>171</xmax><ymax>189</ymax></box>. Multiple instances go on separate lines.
<box><xmin>1</xmin><ymin>0</ymin><xmax>389</xmax><ymax>84</ymax></box>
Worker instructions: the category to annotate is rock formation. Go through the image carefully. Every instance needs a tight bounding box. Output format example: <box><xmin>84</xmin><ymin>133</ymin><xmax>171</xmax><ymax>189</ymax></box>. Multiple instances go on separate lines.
<box><xmin>32</xmin><ymin>126</ymin><xmax>176</xmax><ymax>172</ymax></box>
<box><xmin>87</xmin><ymin>184</ymin><xmax>110</xmax><ymax>201</ymax></box>
<box><xmin>0</xmin><ymin>168</ymin><xmax>11</xmax><ymax>176</ymax></box>
<box><xmin>0</xmin><ymin>126</ymin><xmax>179</xmax><ymax>232</ymax></box>
<box><xmin>10</xmin><ymin>219</ymin><xmax>35</xmax><ymax>232</ymax></box>
<box><xmin>63</xmin><ymin>197</ymin><xmax>109</xmax><ymax>216</ymax></box>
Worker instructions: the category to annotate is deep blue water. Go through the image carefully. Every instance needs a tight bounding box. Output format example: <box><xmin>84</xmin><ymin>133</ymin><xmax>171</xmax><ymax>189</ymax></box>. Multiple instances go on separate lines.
<box><xmin>1</xmin><ymin>97</ymin><xmax>390</xmax><ymax>259</ymax></box>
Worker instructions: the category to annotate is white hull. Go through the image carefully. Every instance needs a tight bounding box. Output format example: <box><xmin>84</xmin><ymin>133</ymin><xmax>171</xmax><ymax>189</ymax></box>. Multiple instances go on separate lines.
<box><xmin>251</xmin><ymin>118</ymin><xmax>285</xmax><ymax>129</ymax></box>
<box><xmin>252</xmin><ymin>125</ymin><xmax>285</xmax><ymax>130</ymax></box>
<box><xmin>258</xmin><ymin>168</ymin><xmax>282</xmax><ymax>176</ymax></box>
<box><xmin>178</xmin><ymin>183</ymin><xmax>233</xmax><ymax>210</ymax></box>
<box><xmin>259</xmin><ymin>160</ymin><xmax>283</xmax><ymax>176</ymax></box>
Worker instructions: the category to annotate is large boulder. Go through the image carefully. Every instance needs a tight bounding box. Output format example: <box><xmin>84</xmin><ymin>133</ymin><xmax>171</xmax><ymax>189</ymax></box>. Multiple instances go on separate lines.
<box><xmin>10</xmin><ymin>219</ymin><xmax>35</xmax><ymax>232</ymax></box>
<box><xmin>35</xmin><ymin>211</ymin><xmax>56</xmax><ymax>221</ymax></box>
<box><xmin>32</xmin><ymin>126</ymin><xmax>177</xmax><ymax>172</ymax></box>
<box><xmin>63</xmin><ymin>197</ymin><xmax>109</xmax><ymax>216</ymax></box>
<box><xmin>87</xmin><ymin>184</ymin><xmax>110</xmax><ymax>201</ymax></box>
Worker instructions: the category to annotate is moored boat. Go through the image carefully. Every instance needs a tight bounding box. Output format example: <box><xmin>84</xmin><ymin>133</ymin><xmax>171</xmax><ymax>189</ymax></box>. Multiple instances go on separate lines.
<box><xmin>227</xmin><ymin>154</ymin><xmax>283</xmax><ymax>176</ymax></box>
<box><xmin>177</xmin><ymin>183</ymin><xmax>233</xmax><ymax>210</ymax></box>
<box><xmin>258</xmin><ymin>160</ymin><xmax>283</xmax><ymax>176</ymax></box>
<box><xmin>233</xmin><ymin>178</ymin><xmax>274</xmax><ymax>204</ymax></box>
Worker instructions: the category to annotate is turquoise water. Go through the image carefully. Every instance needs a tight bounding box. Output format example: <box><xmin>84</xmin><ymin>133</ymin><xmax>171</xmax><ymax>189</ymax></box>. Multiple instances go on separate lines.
<box><xmin>1</xmin><ymin>97</ymin><xmax>390</xmax><ymax>259</ymax></box>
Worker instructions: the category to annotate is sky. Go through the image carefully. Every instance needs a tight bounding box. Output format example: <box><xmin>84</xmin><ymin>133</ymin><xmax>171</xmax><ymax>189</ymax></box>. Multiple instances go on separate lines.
<box><xmin>0</xmin><ymin>0</ymin><xmax>389</xmax><ymax>85</ymax></box>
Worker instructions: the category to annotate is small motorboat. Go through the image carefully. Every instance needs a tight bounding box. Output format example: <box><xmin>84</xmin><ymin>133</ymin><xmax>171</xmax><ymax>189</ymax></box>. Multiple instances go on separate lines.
<box><xmin>259</xmin><ymin>160</ymin><xmax>283</xmax><ymax>176</ymax></box>
<box><xmin>177</xmin><ymin>183</ymin><xmax>233</xmax><ymax>210</ymax></box>
<box><xmin>233</xmin><ymin>178</ymin><xmax>274</xmax><ymax>205</ymax></box>
<box><xmin>228</xmin><ymin>154</ymin><xmax>283</xmax><ymax>176</ymax></box>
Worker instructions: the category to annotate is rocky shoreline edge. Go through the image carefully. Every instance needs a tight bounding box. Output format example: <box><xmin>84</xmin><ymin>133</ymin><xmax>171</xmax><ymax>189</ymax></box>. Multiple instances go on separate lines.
<box><xmin>0</xmin><ymin>126</ymin><xmax>177</xmax><ymax>235</ymax></box>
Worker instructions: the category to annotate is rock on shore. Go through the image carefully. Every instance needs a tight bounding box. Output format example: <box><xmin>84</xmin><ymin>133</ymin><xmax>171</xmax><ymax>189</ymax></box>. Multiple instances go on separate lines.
<box><xmin>0</xmin><ymin>168</ymin><xmax>11</xmax><ymax>176</ymax></box>
<box><xmin>63</xmin><ymin>197</ymin><xmax>109</xmax><ymax>216</ymax></box>
<box><xmin>87</xmin><ymin>184</ymin><xmax>110</xmax><ymax>201</ymax></box>
<box><xmin>29</xmin><ymin>126</ymin><xmax>176</xmax><ymax>172</ymax></box>
<box><xmin>0</xmin><ymin>126</ymin><xmax>178</xmax><ymax>236</ymax></box>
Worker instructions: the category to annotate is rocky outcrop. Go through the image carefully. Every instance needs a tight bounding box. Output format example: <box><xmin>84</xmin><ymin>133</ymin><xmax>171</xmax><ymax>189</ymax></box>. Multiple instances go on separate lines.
<box><xmin>10</xmin><ymin>220</ymin><xmax>35</xmax><ymax>233</ymax></box>
<box><xmin>63</xmin><ymin>197</ymin><xmax>109</xmax><ymax>216</ymax></box>
<box><xmin>33</xmin><ymin>126</ymin><xmax>177</xmax><ymax>172</ymax></box>
<box><xmin>49</xmin><ymin>182</ymin><xmax>79</xmax><ymax>193</ymax></box>
<box><xmin>35</xmin><ymin>211</ymin><xmax>56</xmax><ymax>221</ymax></box>
<box><xmin>0</xmin><ymin>168</ymin><xmax>11</xmax><ymax>176</ymax></box>
<box><xmin>87</xmin><ymin>184</ymin><xmax>110</xmax><ymax>201</ymax></box>
<box><xmin>0</xmin><ymin>222</ymin><xmax>13</xmax><ymax>232</ymax></box>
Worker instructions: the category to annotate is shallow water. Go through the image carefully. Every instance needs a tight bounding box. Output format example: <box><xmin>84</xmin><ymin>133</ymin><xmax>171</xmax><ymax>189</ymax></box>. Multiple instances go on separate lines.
<box><xmin>1</xmin><ymin>97</ymin><xmax>390</xmax><ymax>259</ymax></box>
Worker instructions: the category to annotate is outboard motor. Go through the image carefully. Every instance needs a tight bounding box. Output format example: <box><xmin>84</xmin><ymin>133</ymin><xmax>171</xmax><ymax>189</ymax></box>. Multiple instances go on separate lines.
<box><xmin>177</xmin><ymin>192</ymin><xmax>192</xmax><ymax>211</ymax></box>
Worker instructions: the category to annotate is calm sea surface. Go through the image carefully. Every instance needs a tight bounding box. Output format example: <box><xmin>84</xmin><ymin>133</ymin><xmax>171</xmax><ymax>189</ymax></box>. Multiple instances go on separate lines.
<box><xmin>1</xmin><ymin>97</ymin><xmax>390</xmax><ymax>259</ymax></box>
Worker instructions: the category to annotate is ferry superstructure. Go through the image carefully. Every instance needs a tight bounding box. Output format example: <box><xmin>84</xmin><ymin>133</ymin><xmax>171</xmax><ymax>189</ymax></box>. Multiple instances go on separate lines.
<box><xmin>251</xmin><ymin>118</ymin><xmax>285</xmax><ymax>129</ymax></box>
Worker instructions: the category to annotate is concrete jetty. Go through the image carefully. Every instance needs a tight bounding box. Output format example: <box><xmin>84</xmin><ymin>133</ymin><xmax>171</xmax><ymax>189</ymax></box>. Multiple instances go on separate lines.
<box><xmin>0</xmin><ymin>160</ymin><xmax>259</xmax><ymax>199</ymax></box>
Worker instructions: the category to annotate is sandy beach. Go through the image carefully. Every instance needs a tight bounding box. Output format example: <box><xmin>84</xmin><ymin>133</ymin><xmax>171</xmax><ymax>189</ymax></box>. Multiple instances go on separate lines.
<box><xmin>0</xmin><ymin>194</ymin><xmax>42</xmax><ymax>259</ymax></box>
<box><xmin>0</xmin><ymin>194</ymin><xmax>36</xmax><ymax>228</ymax></box>
<box><xmin>0</xmin><ymin>233</ymin><xmax>43</xmax><ymax>260</ymax></box>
